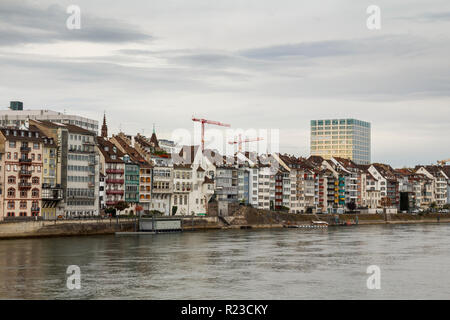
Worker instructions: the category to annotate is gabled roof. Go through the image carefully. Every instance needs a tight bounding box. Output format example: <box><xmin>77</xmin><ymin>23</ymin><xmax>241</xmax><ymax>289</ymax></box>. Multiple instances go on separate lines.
<box><xmin>97</xmin><ymin>136</ymin><xmax>125</xmax><ymax>163</ymax></box>
<box><xmin>112</xmin><ymin>135</ymin><xmax>152</xmax><ymax>168</ymax></box>
<box><xmin>203</xmin><ymin>176</ymin><xmax>214</xmax><ymax>184</ymax></box>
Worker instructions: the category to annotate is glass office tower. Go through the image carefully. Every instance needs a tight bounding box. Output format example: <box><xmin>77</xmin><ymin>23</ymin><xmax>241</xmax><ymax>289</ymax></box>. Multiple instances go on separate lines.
<box><xmin>310</xmin><ymin>118</ymin><xmax>371</xmax><ymax>165</ymax></box>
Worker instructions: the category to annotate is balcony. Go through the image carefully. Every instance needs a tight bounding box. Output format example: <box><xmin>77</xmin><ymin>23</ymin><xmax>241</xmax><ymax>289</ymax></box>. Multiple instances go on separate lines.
<box><xmin>19</xmin><ymin>170</ymin><xmax>32</xmax><ymax>176</ymax></box>
<box><xmin>31</xmin><ymin>207</ymin><xmax>40</xmax><ymax>213</ymax></box>
<box><xmin>20</xmin><ymin>146</ymin><xmax>31</xmax><ymax>153</ymax></box>
<box><xmin>105</xmin><ymin>200</ymin><xmax>118</xmax><ymax>206</ymax></box>
<box><xmin>106</xmin><ymin>189</ymin><xmax>124</xmax><ymax>195</ymax></box>
<box><xmin>18</xmin><ymin>182</ymin><xmax>32</xmax><ymax>189</ymax></box>
<box><xmin>106</xmin><ymin>179</ymin><xmax>124</xmax><ymax>184</ymax></box>
<box><xmin>106</xmin><ymin>169</ymin><xmax>124</xmax><ymax>174</ymax></box>
<box><xmin>19</xmin><ymin>158</ymin><xmax>32</xmax><ymax>164</ymax></box>
<box><xmin>42</xmin><ymin>187</ymin><xmax>63</xmax><ymax>200</ymax></box>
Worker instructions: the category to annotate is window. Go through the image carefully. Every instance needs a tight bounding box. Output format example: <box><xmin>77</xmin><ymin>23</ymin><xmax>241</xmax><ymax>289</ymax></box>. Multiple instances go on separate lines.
<box><xmin>7</xmin><ymin>152</ymin><xmax>11</xmax><ymax>159</ymax></box>
<box><xmin>7</xmin><ymin>188</ymin><xmax>15</xmax><ymax>197</ymax></box>
<box><xmin>7</xmin><ymin>201</ymin><xmax>14</xmax><ymax>209</ymax></box>
<box><xmin>8</xmin><ymin>176</ymin><xmax>15</xmax><ymax>184</ymax></box>
<box><xmin>32</xmin><ymin>177</ymin><xmax>39</xmax><ymax>184</ymax></box>
<box><xmin>33</xmin><ymin>143</ymin><xmax>39</xmax><ymax>149</ymax></box>
<box><xmin>20</xmin><ymin>201</ymin><xmax>27</xmax><ymax>209</ymax></box>
<box><xmin>32</xmin><ymin>189</ymin><xmax>39</xmax><ymax>198</ymax></box>
<box><xmin>9</xmin><ymin>141</ymin><xmax>16</xmax><ymax>148</ymax></box>
<box><xmin>20</xmin><ymin>190</ymin><xmax>27</xmax><ymax>198</ymax></box>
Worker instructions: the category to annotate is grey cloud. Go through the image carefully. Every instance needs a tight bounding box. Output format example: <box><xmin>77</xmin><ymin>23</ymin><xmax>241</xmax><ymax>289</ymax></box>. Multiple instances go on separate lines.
<box><xmin>239</xmin><ymin>35</ymin><xmax>429</xmax><ymax>60</ymax></box>
<box><xmin>399</xmin><ymin>11</ymin><xmax>450</xmax><ymax>22</ymax></box>
<box><xmin>0</xmin><ymin>1</ymin><xmax>152</xmax><ymax>46</ymax></box>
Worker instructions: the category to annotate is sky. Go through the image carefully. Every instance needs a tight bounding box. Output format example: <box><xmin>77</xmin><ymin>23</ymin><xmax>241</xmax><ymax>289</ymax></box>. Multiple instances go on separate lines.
<box><xmin>0</xmin><ymin>0</ymin><xmax>449</xmax><ymax>167</ymax></box>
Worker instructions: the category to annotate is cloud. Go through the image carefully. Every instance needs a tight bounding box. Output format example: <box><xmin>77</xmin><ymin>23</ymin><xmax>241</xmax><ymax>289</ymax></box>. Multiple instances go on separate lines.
<box><xmin>399</xmin><ymin>11</ymin><xmax>450</xmax><ymax>23</ymax></box>
<box><xmin>0</xmin><ymin>0</ymin><xmax>152</xmax><ymax>46</ymax></box>
<box><xmin>239</xmin><ymin>35</ymin><xmax>430</xmax><ymax>60</ymax></box>
<box><xmin>0</xmin><ymin>0</ymin><xmax>449</xmax><ymax>167</ymax></box>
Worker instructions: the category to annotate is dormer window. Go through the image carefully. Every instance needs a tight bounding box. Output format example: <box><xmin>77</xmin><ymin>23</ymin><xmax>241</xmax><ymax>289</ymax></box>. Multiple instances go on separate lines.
<box><xmin>28</xmin><ymin>132</ymin><xmax>31</xmax><ymax>137</ymax></box>
<box><xmin>111</xmin><ymin>155</ymin><xmax>116</xmax><ymax>160</ymax></box>
<box><xmin>13</xmin><ymin>131</ymin><xmax>17</xmax><ymax>136</ymax></box>
<box><xmin>21</xmin><ymin>131</ymin><xmax>24</xmax><ymax>137</ymax></box>
<box><xmin>105</xmin><ymin>146</ymin><xmax>109</xmax><ymax>152</ymax></box>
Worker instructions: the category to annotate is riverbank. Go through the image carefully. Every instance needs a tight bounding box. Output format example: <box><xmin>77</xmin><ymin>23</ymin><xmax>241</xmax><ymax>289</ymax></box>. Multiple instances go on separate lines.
<box><xmin>0</xmin><ymin>218</ymin><xmax>135</xmax><ymax>240</ymax></box>
<box><xmin>1</xmin><ymin>208</ymin><xmax>449</xmax><ymax>239</ymax></box>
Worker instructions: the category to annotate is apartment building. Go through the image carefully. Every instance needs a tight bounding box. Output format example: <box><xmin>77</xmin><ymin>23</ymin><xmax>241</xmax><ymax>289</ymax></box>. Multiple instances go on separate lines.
<box><xmin>0</xmin><ymin>128</ymin><xmax>44</xmax><ymax>220</ymax></box>
<box><xmin>40</xmin><ymin>135</ymin><xmax>63</xmax><ymax>219</ymax></box>
<box><xmin>173</xmin><ymin>164</ymin><xmax>193</xmax><ymax>215</ymax></box>
<box><xmin>97</xmin><ymin>136</ymin><xmax>126</xmax><ymax>210</ymax></box>
<box><xmin>192</xmin><ymin>167</ymin><xmax>215</xmax><ymax>215</ymax></box>
<box><xmin>415</xmin><ymin>166</ymin><xmax>449</xmax><ymax>207</ymax></box>
<box><xmin>275</xmin><ymin>167</ymin><xmax>290</xmax><ymax>210</ymax></box>
<box><xmin>30</xmin><ymin>120</ymin><xmax>100</xmax><ymax>217</ymax></box>
<box><xmin>151</xmin><ymin>161</ymin><xmax>173</xmax><ymax>215</ymax></box>
<box><xmin>215</xmin><ymin>165</ymin><xmax>238</xmax><ymax>202</ymax></box>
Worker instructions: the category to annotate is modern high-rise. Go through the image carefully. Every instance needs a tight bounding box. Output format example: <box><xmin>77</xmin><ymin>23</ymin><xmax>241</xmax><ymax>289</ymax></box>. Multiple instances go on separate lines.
<box><xmin>310</xmin><ymin>118</ymin><xmax>371</xmax><ymax>165</ymax></box>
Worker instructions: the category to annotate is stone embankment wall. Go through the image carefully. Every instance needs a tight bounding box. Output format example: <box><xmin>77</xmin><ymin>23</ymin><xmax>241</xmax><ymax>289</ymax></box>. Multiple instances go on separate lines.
<box><xmin>218</xmin><ymin>206</ymin><xmax>450</xmax><ymax>228</ymax></box>
<box><xmin>1</xmin><ymin>209</ymin><xmax>449</xmax><ymax>239</ymax></box>
<box><xmin>0</xmin><ymin>219</ymin><xmax>135</xmax><ymax>239</ymax></box>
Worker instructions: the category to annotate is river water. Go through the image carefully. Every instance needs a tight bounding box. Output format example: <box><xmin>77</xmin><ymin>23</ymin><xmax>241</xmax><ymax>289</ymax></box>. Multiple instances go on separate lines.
<box><xmin>0</xmin><ymin>223</ymin><xmax>449</xmax><ymax>299</ymax></box>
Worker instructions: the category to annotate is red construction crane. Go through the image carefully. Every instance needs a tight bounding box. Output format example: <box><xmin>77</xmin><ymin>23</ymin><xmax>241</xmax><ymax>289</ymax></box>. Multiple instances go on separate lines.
<box><xmin>192</xmin><ymin>117</ymin><xmax>231</xmax><ymax>151</ymax></box>
<box><xmin>228</xmin><ymin>134</ymin><xmax>264</xmax><ymax>152</ymax></box>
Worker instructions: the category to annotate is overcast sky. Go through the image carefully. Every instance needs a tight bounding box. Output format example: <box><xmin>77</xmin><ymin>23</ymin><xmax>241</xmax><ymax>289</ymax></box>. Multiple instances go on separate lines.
<box><xmin>0</xmin><ymin>0</ymin><xmax>449</xmax><ymax>167</ymax></box>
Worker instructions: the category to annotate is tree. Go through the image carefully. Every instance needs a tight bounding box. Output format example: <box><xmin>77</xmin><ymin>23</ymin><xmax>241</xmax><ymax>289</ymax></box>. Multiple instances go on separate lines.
<box><xmin>114</xmin><ymin>201</ymin><xmax>129</xmax><ymax>212</ymax></box>
<box><xmin>347</xmin><ymin>201</ymin><xmax>356</xmax><ymax>212</ymax></box>
<box><xmin>380</xmin><ymin>196</ymin><xmax>392</xmax><ymax>208</ymax></box>
<box><xmin>430</xmin><ymin>202</ymin><xmax>438</xmax><ymax>212</ymax></box>
<box><xmin>105</xmin><ymin>207</ymin><xmax>116</xmax><ymax>216</ymax></box>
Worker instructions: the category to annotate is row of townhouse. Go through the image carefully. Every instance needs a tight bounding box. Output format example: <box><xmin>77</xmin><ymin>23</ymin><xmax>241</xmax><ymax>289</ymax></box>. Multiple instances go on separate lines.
<box><xmin>98</xmin><ymin>130</ymin><xmax>217</xmax><ymax>216</ymax></box>
<box><xmin>272</xmin><ymin>155</ymin><xmax>449</xmax><ymax>213</ymax></box>
<box><xmin>0</xmin><ymin>120</ymin><xmax>99</xmax><ymax>220</ymax></box>
<box><xmin>1</xmin><ymin>116</ymin><xmax>448</xmax><ymax>220</ymax></box>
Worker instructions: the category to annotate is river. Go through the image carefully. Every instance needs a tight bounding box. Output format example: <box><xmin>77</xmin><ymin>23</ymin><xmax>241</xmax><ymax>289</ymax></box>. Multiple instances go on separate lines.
<box><xmin>0</xmin><ymin>223</ymin><xmax>449</xmax><ymax>299</ymax></box>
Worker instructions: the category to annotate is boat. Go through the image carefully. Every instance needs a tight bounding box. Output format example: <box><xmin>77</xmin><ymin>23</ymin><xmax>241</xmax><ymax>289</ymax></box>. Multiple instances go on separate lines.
<box><xmin>312</xmin><ymin>221</ymin><xmax>329</xmax><ymax>227</ymax></box>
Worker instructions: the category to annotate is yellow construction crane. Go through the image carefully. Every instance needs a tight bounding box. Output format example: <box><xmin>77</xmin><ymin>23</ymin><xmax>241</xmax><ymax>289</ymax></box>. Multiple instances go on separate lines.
<box><xmin>437</xmin><ymin>158</ymin><xmax>450</xmax><ymax>166</ymax></box>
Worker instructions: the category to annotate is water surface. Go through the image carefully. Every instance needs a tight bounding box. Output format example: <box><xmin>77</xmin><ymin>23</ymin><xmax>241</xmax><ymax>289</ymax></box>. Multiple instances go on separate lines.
<box><xmin>0</xmin><ymin>224</ymin><xmax>449</xmax><ymax>299</ymax></box>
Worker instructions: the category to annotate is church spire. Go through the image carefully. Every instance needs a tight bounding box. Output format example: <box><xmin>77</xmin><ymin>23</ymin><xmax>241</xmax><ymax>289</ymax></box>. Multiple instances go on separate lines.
<box><xmin>101</xmin><ymin>112</ymin><xmax>108</xmax><ymax>138</ymax></box>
